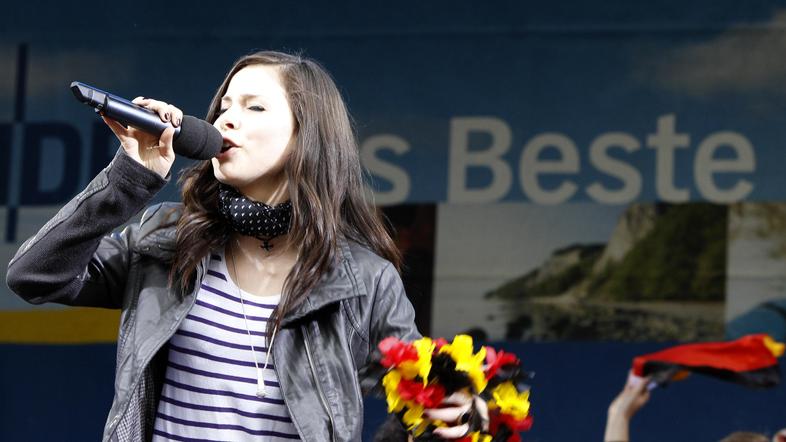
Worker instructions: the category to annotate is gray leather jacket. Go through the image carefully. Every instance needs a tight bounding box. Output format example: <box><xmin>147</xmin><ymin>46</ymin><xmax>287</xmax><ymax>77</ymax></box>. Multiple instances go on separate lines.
<box><xmin>7</xmin><ymin>150</ymin><xmax>420</xmax><ymax>441</ymax></box>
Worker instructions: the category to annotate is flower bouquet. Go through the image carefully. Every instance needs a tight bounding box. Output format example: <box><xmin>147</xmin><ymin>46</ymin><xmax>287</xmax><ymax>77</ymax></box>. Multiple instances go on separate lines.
<box><xmin>376</xmin><ymin>334</ymin><xmax>533</xmax><ymax>442</ymax></box>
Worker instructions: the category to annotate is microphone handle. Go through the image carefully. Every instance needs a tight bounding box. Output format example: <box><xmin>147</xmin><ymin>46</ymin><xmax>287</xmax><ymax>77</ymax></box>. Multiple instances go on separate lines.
<box><xmin>103</xmin><ymin>95</ymin><xmax>182</xmax><ymax>137</ymax></box>
<box><xmin>70</xmin><ymin>81</ymin><xmax>222</xmax><ymax>159</ymax></box>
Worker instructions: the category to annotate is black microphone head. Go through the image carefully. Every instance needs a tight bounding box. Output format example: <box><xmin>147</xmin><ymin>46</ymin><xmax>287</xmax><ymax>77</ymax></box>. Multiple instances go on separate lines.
<box><xmin>173</xmin><ymin>116</ymin><xmax>223</xmax><ymax>160</ymax></box>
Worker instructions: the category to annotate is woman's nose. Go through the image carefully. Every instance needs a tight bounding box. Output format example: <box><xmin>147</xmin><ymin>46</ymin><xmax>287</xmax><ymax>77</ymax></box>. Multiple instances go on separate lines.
<box><xmin>216</xmin><ymin>109</ymin><xmax>239</xmax><ymax>130</ymax></box>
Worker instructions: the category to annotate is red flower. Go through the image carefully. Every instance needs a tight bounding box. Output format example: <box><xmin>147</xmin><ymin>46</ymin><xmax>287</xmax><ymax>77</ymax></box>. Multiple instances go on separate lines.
<box><xmin>378</xmin><ymin>337</ymin><xmax>419</xmax><ymax>368</ymax></box>
<box><xmin>488</xmin><ymin>410</ymin><xmax>533</xmax><ymax>441</ymax></box>
<box><xmin>434</xmin><ymin>337</ymin><xmax>449</xmax><ymax>350</ymax></box>
<box><xmin>484</xmin><ymin>347</ymin><xmax>520</xmax><ymax>380</ymax></box>
<box><xmin>416</xmin><ymin>383</ymin><xmax>445</xmax><ymax>408</ymax></box>
<box><xmin>396</xmin><ymin>378</ymin><xmax>445</xmax><ymax>408</ymax></box>
<box><xmin>396</xmin><ymin>378</ymin><xmax>422</xmax><ymax>401</ymax></box>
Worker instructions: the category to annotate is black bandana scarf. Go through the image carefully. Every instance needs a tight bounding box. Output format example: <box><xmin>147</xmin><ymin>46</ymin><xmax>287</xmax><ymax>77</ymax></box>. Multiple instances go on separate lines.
<box><xmin>218</xmin><ymin>184</ymin><xmax>293</xmax><ymax>251</ymax></box>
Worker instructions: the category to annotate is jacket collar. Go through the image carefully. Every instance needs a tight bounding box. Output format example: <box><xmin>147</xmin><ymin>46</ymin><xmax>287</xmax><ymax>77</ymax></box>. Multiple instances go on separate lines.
<box><xmin>280</xmin><ymin>238</ymin><xmax>367</xmax><ymax>326</ymax></box>
<box><xmin>135</xmin><ymin>228</ymin><xmax>177</xmax><ymax>260</ymax></box>
<box><xmin>132</xmin><ymin>203</ymin><xmax>179</xmax><ymax>260</ymax></box>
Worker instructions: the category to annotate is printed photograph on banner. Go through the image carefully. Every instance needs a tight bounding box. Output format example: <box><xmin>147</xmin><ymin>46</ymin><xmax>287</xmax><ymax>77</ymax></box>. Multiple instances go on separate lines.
<box><xmin>432</xmin><ymin>203</ymin><xmax>727</xmax><ymax>342</ymax></box>
<box><xmin>726</xmin><ymin>203</ymin><xmax>786</xmax><ymax>342</ymax></box>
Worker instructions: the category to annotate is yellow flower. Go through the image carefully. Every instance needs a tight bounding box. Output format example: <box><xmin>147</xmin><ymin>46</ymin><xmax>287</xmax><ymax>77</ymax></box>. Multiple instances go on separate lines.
<box><xmin>490</xmin><ymin>382</ymin><xmax>530</xmax><ymax>420</ymax></box>
<box><xmin>414</xmin><ymin>337</ymin><xmax>435</xmax><ymax>382</ymax></box>
<box><xmin>383</xmin><ymin>371</ymin><xmax>405</xmax><ymax>413</ymax></box>
<box><xmin>397</xmin><ymin>361</ymin><xmax>419</xmax><ymax>380</ymax></box>
<box><xmin>402</xmin><ymin>403</ymin><xmax>425</xmax><ymax>430</ymax></box>
<box><xmin>411</xmin><ymin>416</ymin><xmax>431</xmax><ymax>437</ymax></box>
<box><xmin>466</xmin><ymin>432</ymin><xmax>492</xmax><ymax>442</ymax></box>
<box><xmin>382</xmin><ymin>370</ymin><xmax>400</xmax><ymax>394</ymax></box>
<box><xmin>467</xmin><ymin>368</ymin><xmax>488</xmax><ymax>394</ymax></box>
<box><xmin>439</xmin><ymin>335</ymin><xmax>488</xmax><ymax>392</ymax></box>
<box><xmin>398</xmin><ymin>337</ymin><xmax>435</xmax><ymax>382</ymax></box>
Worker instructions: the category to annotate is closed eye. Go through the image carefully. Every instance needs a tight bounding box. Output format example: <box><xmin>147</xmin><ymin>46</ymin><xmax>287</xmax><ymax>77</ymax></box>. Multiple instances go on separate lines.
<box><xmin>249</xmin><ymin>106</ymin><xmax>265</xmax><ymax>112</ymax></box>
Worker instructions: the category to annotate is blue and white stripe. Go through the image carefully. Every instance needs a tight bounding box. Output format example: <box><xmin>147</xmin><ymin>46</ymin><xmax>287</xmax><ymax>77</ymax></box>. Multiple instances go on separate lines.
<box><xmin>153</xmin><ymin>252</ymin><xmax>300</xmax><ymax>441</ymax></box>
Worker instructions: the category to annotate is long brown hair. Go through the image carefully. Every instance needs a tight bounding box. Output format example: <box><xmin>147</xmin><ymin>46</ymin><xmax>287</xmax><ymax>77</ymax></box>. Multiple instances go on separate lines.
<box><xmin>170</xmin><ymin>51</ymin><xmax>401</xmax><ymax>334</ymax></box>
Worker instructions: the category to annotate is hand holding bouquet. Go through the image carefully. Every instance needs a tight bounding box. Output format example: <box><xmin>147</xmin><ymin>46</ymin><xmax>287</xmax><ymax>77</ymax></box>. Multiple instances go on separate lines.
<box><xmin>377</xmin><ymin>334</ymin><xmax>533</xmax><ymax>442</ymax></box>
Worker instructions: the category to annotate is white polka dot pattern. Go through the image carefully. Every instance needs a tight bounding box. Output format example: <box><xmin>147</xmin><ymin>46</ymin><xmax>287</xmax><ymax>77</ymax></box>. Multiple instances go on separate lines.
<box><xmin>218</xmin><ymin>184</ymin><xmax>292</xmax><ymax>250</ymax></box>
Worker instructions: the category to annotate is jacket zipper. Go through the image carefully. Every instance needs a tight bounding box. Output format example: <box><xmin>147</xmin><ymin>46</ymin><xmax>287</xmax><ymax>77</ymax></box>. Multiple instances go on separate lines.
<box><xmin>303</xmin><ymin>324</ymin><xmax>337</xmax><ymax>442</ymax></box>
<box><xmin>107</xmin><ymin>262</ymin><xmax>204</xmax><ymax>439</ymax></box>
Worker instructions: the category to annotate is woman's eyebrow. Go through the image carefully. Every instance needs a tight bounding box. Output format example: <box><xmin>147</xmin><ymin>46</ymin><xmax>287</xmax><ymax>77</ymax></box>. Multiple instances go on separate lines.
<box><xmin>221</xmin><ymin>93</ymin><xmax>269</xmax><ymax>102</ymax></box>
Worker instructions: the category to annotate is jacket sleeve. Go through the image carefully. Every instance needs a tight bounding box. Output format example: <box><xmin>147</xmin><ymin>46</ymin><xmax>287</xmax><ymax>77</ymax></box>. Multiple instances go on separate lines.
<box><xmin>6</xmin><ymin>149</ymin><xmax>168</xmax><ymax>309</ymax></box>
<box><xmin>359</xmin><ymin>261</ymin><xmax>422</xmax><ymax>393</ymax></box>
<box><xmin>368</xmin><ymin>262</ymin><xmax>421</xmax><ymax>345</ymax></box>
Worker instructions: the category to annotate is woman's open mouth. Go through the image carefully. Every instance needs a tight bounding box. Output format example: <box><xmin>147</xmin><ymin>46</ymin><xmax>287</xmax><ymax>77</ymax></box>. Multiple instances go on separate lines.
<box><xmin>220</xmin><ymin>142</ymin><xmax>240</xmax><ymax>154</ymax></box>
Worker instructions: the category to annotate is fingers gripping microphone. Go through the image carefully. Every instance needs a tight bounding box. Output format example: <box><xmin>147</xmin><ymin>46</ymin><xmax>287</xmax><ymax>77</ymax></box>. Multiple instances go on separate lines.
<box><xmin>70</xmin><ymin>81</ymin><xmax>222</xmax><ymax>160</ymax></box>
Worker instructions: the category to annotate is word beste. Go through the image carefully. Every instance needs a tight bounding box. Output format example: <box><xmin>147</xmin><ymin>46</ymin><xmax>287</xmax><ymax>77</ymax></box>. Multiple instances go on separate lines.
<box><xmin>362</xmin><ymin>114</ymin><xmax>755</xmax><ymax>205</ymax></box>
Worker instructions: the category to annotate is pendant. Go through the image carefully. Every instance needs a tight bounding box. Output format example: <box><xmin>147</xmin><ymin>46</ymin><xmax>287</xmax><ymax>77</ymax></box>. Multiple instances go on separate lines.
<box><xmin>256</xmin><ymin>369</ymin><xmax>267</xmax><ymax>398</ymax></box>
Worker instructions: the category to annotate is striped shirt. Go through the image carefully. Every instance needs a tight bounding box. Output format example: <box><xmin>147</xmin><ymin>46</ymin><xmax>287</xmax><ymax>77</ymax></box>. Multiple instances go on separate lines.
<box><xmin>152</xmin><ymin>252</ymin><xmax>300</xmax><ymax>441</ymax></box>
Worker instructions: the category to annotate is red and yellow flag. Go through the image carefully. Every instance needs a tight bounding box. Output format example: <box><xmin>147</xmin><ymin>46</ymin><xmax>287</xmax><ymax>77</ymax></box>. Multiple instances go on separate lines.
<box><xmin>632</xmin><ymin>334</ymin><xmax>784</xmax><ymax>388</ymax></box>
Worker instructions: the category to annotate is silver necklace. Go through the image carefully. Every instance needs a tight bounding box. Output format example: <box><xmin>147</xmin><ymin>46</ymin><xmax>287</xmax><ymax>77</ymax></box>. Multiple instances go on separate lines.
<box><xmin>229</xmin><ymin>240</ymin><xmax>278</xmax><ymax>398</ymax></box>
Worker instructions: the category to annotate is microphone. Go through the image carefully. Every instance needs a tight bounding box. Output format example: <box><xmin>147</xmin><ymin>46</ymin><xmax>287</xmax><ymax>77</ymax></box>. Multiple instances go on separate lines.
<box><xmin>70</xmin><ymin>81</ymin><xmax>222</xmax><ymax>160</ymax></box>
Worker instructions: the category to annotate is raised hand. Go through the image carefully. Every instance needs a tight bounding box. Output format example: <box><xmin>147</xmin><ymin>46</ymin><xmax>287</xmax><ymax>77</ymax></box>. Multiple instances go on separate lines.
<box><xmin>101</xmin><ymin>97</ymin><xmax>183</xmax><ymax>178</ymax></box>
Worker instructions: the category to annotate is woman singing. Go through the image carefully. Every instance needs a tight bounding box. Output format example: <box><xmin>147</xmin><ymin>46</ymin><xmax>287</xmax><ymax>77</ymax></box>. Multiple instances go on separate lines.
<box><xmin>6</xmin><ymin>51</ymin><xmax>472</xmax><ymax>441</ymax></box>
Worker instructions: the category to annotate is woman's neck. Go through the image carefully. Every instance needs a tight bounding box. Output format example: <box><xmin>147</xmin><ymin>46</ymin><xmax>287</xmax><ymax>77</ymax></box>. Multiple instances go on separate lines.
<box><xmin>227</xmin><ymin>234</ymin><xmax>299</xmax><ymax>297</ymax></box>
<box><xmin>233</xmin><ymin>233</ymin><xmax>297</xmax><ymax>261</ymax></box>
<box><xmin>236</xmin><ymin>175</ymin><xmax>290</xmax><ymax>205</ymax></box>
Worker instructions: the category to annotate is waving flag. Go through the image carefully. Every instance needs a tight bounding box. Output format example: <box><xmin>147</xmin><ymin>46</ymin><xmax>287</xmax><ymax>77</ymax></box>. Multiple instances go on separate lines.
<box><xmin>632</xmin><ymin>334</ymin><xmax>784</xmax><ymax>388</ymax></box>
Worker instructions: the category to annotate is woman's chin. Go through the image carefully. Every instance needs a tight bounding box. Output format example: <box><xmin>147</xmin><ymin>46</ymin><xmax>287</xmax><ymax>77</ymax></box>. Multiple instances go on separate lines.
<box><xmin>211</xmin><ymin>162</ymin><xmax>242</xmax><ymax>186</ymax></box>
<box><xmin>214</xmin><ymin>176</ymin><xmax>242</xmax><ymax>188</ymax></box>
<box><xmin>211</xmin><ymin>167</ymin><xmax>238</xmax><ymax>187</ymax></box>
<box><xmin>211</xmin><ymin>165</ymin><xmax>287</xmax><ymax>200</ymax></box>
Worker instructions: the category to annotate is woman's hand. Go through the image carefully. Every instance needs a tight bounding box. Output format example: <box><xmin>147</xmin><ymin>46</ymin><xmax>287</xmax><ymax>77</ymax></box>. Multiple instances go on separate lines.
<box><xmin>101</xmin><ymin>97</ymin><xmax>182</xmax><ymax>178</ymax></box>
<box><xmin>424</xmin><ymin>390</ymin><xmax>489</xmax><ymax>439</ymax></box>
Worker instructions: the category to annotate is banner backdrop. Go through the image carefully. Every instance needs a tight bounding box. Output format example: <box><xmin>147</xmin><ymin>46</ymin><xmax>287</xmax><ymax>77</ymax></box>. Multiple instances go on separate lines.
<box><xmin>2</xmin><ymin>2</ymin><xmax>786</xmax><ymax>440</ymax></box>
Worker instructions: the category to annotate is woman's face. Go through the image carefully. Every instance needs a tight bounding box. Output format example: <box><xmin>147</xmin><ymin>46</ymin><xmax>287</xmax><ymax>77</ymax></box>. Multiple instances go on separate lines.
<box><xmin>211</xmin><ymin>64</ymin><xmax>296</xmax><ymax>202</ymax></box>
